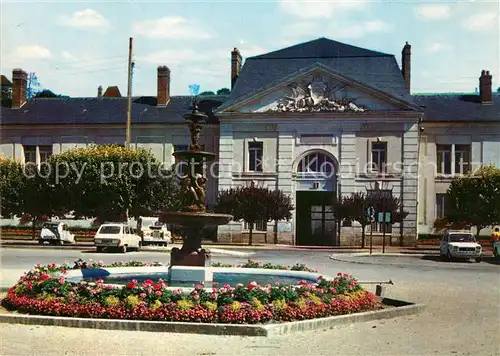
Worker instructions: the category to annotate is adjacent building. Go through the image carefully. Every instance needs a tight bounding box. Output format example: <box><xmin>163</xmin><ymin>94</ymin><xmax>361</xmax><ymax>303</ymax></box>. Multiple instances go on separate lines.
<box><xmin>1</xmin><ymin>37</ymin><xmax>499</xmax><ymax>245</ymax></box>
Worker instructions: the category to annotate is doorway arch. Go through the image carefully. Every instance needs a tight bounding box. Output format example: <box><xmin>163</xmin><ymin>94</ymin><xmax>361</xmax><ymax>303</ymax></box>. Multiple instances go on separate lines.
<box><xmin>293</xmin><ymin>150</ymin><xmax>339</xmax><ymax>247</ymax></box>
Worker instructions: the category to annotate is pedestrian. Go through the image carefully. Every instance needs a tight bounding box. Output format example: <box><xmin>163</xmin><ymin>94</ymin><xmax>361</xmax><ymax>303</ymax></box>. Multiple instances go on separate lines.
<box><xmin>492</xmin><ymin>227</ymin><xmax>500</xmax><ymax>241</ymax></box>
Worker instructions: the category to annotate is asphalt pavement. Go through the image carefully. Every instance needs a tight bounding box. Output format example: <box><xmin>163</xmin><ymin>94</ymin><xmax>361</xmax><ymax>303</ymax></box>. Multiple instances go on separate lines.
<box><xmin>1</xmin><ymin>247</ymin><xmax>499</xmax><ymax>355</ymax></box>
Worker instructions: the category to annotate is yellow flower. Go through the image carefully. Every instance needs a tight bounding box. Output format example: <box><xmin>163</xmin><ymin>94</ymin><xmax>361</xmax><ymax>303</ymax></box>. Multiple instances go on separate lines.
<box><xmin>296</xmin><ymin>298</ymin><xmax>307</xmax><ymax>310</ymax></box>
<box><xmin>124</xmin><ymin>295</ymin><xmax>141</xmax><ymax>309</ymax></box>
<box><xmin>230</xmin><ymin>301</ymin><xmax>242</xmax><ymax>311</ymax></box>
<box><xmin>150</xmin><ymin>300</ymin><xmax>162</xmax><ymax>311</ymax></box>
<box><xmin>203</xmin><ymin>301</ymin><xmax>218</xmax><ymax>312</ymax></box>
<box><xmin>176</xmin><ymin>299</ymin><xmax>194</xmax><ymax>311</ymax></box>
<box><xmin>309</xmin><ymin>294</ymin><xmax>323</xmax><ymax>305</ymax></box>
<box><xmin>104</xmin><ymin>296</ymin><xmax>121</xmax><ymax>307</ymax></box>
<box><xmin>272</xmin><ymin>299</ymin><xmax>287</xmax><ymax>311</ymax></box>
<box><xmin>250</xmin><ymin>298</ymin><xmax>264</xmax><ymax>311</ymax></box>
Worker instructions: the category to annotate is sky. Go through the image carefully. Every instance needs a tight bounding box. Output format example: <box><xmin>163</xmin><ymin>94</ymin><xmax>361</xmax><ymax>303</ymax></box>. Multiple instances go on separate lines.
<box><xmin>1</xmin><ymin>0</ymin><xmax>499</xmax><ymax>98</ymax></box>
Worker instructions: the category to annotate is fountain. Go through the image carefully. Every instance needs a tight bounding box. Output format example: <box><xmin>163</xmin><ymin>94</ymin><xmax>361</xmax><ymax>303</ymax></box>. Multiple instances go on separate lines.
<box><xmin>159</xmin><ymin>85</ymin><xmax>233</xmax><ymax>267</ymax></box>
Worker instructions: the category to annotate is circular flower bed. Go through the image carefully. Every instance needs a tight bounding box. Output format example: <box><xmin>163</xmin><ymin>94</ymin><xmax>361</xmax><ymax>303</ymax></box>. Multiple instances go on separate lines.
<box><xmin>1</xmin><ymin>262</ymin><xmax>383</xmax><ymax>324</ymax></box>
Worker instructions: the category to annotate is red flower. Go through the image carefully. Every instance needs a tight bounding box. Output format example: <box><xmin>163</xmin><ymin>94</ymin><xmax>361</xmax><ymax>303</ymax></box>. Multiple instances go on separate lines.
<box><xmin>127</xmin><ymin>281</ymin><xmax>137</xmax><ymax>289</ymax></box>
<box><xmin>247</xmin><ymin>281</ymin><xmax>258</xmax><ymax>291</ymax></box>
<box><xmin>40</xmin><ymin>274</ymin><xmax>50</xmax><ymax>281</ymax></box>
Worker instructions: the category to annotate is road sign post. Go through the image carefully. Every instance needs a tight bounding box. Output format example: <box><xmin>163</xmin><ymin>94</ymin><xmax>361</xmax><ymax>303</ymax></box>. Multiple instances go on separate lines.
<box><xmin>367</xmin><ymin>206</ymin><xmax>375</xmax><ymax>255</ymax></box>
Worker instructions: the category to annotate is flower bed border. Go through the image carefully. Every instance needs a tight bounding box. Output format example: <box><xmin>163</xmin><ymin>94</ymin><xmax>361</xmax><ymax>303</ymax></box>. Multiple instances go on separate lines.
<box><xmin>0</xmin><ymin>296</ymin><xmax>425</xmax><ymax>337</ymax></box>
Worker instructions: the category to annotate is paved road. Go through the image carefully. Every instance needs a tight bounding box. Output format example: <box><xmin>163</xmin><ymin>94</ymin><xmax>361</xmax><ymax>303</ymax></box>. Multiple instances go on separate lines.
<box><xmin>1</xmin><ymin>247</ymin><xmax>499</xmax><ymax>355</ymax></box>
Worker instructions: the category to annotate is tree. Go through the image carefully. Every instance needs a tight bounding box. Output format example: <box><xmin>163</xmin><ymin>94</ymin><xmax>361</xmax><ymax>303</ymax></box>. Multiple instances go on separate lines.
<box><xmin>199</xmin><ymin>91</ymin><xmax>215</xmax><ymax>96</ymax></box>
<box><xmin>216</xmin><ymin>88</ymin><xmax>231</xmax><ymax>95</ymax></box>
<box><xmin>335</xmin><ymin>191</ymin><xmax>409</xmax><ymax>248</ymax></box>
<box><xmin>216</xmin><ymin>184</ymin><xmax>293</xmax><ymax>245</ymax></box>
<box><xmin>44</xmin><ymin>145</ymin><xmax>181</xmax><ymax>222</ymax></box>
<box><xmin>446</xmin><ymin>165</ymin><xmax>500</xmax><ymax>236</ymax></box>
<box><xmin>267</xmin><ymin>189</ymin><xmax>294</xmax><ymax>244</ymax></box>
<box><xmin>0</xmin><ymin>156</ymin><xmax>25</xmax><ymax>218</ymax></box>
<box><xmin>497</xmin><ymin>87</ymin><xmax>500</xmax><ymax>93</ymax></box>
<box><xmin>337</xmin><ymin>192</ymin><xmax>372</xmax><ymax>248</ymax></box>
<box><xmin>33</xmin><ymin>89</ymin><xmax>68</xmax><ymax>98</ymax></box>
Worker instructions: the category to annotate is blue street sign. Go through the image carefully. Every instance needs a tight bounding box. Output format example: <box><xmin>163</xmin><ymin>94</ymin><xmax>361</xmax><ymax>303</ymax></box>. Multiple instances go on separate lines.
<box><xmin>377</xmin><ymin>212</ymin><xmax>391</xmax><ymax>223</ymax></box>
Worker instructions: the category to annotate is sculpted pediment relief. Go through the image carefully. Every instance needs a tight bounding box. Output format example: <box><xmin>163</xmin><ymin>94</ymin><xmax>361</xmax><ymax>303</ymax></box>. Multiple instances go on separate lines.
<box><xmin>268</xmin><ymin>75</ymin><xmax>367</xmax><ymax>113</ymax></box>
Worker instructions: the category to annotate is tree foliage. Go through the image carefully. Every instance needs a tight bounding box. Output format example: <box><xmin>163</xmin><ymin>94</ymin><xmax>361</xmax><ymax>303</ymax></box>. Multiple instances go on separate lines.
<box><xmin>215</xmin><ymin>184</ymin><xmax>294</xmax><ymax>245</ymax></box>
<box><xmin>41</xmin><ymin>145</ymin><xmax>180</xmax><ymax>222</ymax></box>
<box><xmin>216</xmin><ymin>88</ymin><xmax>231</xmax><ymax>95</ymax></box>
<box><xmin>33</xmin><ymin>89</ymin><xmax>68</xmax><ymax>98</ymax></box>
<box><xmin>333</xmin><ymin>191</ymin><xmax>408</xmax><ymax>247</ymax></box>
<box><xmin>0</xmin><ymin>156</ymin><xmax>25</xmax><ymax>218</ymax></box>
<box><xmin>445</xmin><ymin>165</ymin><xmax>500</xmax><ymax>236</ymax></box>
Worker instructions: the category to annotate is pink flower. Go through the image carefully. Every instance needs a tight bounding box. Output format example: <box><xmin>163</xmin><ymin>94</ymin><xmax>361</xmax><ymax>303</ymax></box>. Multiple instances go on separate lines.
<box><xmin>58</xmin><ymin>278</ymin><xmax>65</xmax><ymax>284</ymax></box>
<box><xmin>193</xmin><ymin>294</ymin><xmax>200</xmax><ymax>300</ymax></box>
<box><xmin>155</xmin><ymin>291</ymin><xmax>162</xmax><ymax>296</ymax></box>
<box><xmin>247</xmin><ymin>281</ymin><xmax>258</xmax><ymax>291</ymax></box>
<box><xmin>140</xmin><ymin>293</ymin><xmax>147</xmax><ymax>298</ymax></box>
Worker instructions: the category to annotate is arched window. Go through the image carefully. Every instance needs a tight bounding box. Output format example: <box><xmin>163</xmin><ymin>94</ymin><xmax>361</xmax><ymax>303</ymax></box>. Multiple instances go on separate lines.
<box><xmin>297</xmin><ymin>152</ymin><xmax>335</xmax><ymax>174</ymax></box>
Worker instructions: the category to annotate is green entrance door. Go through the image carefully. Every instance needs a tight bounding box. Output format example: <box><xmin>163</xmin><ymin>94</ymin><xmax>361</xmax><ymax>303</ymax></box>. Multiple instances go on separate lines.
<box><xmin>296</xmin><ymin>191</ymin><xmax>337</xmax><ymax>246</ymax></box>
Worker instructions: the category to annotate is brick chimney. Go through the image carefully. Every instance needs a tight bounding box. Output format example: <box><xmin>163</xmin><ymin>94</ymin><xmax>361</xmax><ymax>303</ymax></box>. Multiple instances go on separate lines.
<box><xmin>479</xmin><ymin>70</ymin><xmax>492</xmax><ymax>104</ymax></box>
<box><xmin>157</xmin><ymin>65</ymin><xmax>170</xmax><ymax>106</ymax></box>
<box><xmin>231</xmin><ymin>48</ymin><xmax>242</xmax><ymax>90</ymax></box>
<box><xmin>97</xmin><ymin>85</ymin><xmax>103</xmax><ymax>98</ymax></box>
<box><xmin>401</xmin><ymin>42</ymin><xmax>411</xmax><ymax>92</ymax></box>
<box><xmin>12</xmin><ymin>68</ymin><xmax>28</xmax><ymax>109</ymax></box>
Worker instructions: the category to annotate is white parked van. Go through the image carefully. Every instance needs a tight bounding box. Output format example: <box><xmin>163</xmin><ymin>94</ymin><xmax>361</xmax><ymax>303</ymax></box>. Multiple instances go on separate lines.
<box><xmin>137</xmin><ymin>216</ymin><xmax>172</xmax><ymax>246</ymax></box>
<box><xmin>94</xmin><ymin>223</ymin><xmax>141</xmax><ymax>253</ymax></box>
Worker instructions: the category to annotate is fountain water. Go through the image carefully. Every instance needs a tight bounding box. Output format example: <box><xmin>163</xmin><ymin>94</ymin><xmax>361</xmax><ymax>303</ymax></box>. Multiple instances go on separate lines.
<box><xmin>159</xmin><ymin>93</ymin><xmax>233</xmax><ymax>267</ymax></box>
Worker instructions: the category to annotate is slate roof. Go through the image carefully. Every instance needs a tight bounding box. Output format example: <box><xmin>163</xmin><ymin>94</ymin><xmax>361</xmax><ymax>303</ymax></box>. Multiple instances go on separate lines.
<box><xmin>0</xmin><ymin>95</ymin><xmax>228</xmax><ymax>125</ymax></box>
<box><xmin>412</xmin><ymin>93</ymin><xmax>500</xmax><ymax>122</ymax></box>
<box><xmin>1</xmin><ymin>75</ymin><xmax>12</xmax><ymax>87</ymax></box>
<box><xmin>219</xmin><ymin>37</ymin><xmax>414</xmax><ymax>111</ymax></box>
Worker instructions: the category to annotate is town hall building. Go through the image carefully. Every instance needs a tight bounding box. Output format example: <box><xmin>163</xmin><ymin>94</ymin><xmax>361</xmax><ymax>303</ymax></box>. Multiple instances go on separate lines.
<box><xmin>1</xmin><ymin>37</ymin><xmax>499</xmax><ymax>246</ymax></box>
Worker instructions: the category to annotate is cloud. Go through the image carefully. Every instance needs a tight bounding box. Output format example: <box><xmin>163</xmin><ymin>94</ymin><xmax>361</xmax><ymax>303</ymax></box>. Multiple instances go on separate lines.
<box><xmin>281</xmin><ymin>22</ymin><xmax>320</xmax><ymax>38</ymax></box>
<box><xmin>59</xmin><ymin>9</ymin><xmax>109</xmax><ymax>29</ymax></box>
<box><xmin>416</xmin><ymin>4</ymin><xmax>451</xmax><ymax>20</ymax></box>
<box><xmin>132</xmin><ymin>17</ymin><xmax>212</xmax><ymax>39</ymax></box>
<box><xmin>331</xmin><ymin>20</ymin><xmax>391</xmax><ymax>39</ymax></box>
<box><xmin>278</xmin><ymin>0</ymin><xmax>367</xmax><ymax>19</ymax></box>
<box><xmin>425</xmin><ymin>42</ymin><xmax>452</xmax><ymax>53</ymax></box>
<box><xmin>138</xmin><ymin>49</ymin><xmax>203</xmax><ymax>65</ymax></box>
<box><xmin>14</xmin><ymin>45</ymin><xmax>51</xmax><ymax>59</ymax></box>
<box><xmin>463</xmin><ymin>12</ymin><xmax>499</xmax><ymax>31</ymax></box>
<box><xmin>61</xmin><ymin>51</ymin><xmax>77</xmax><ymax>61</ymax></box>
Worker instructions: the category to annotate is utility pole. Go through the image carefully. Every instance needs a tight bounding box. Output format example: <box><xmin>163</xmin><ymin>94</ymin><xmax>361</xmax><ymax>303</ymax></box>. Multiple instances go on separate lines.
<box><xmin>125</xmin><ymin>37</ymin><xmax>134</xmax><ymax>148</ymax></box>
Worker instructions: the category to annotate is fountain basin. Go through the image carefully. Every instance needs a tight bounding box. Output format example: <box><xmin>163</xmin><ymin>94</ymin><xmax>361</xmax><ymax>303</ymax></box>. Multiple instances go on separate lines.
<box><xmin>60</xmin><ymin>266</ymin><xmax>323</xmax><ymax>292</ymax></box>
<box><xmin>160</xmin><ymin>212</ymin><xmax>233</xmax><ymax>226</ymax></box>
<box><xmin>173</xmin><ymin>150</ymin><xmax>217</xmax><ymax>162</ymax></box>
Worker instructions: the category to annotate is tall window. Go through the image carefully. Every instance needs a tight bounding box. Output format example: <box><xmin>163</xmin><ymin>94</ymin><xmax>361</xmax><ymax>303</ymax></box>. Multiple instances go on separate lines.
<box><xmin>436</xmin><ymin>194</ymin><xmax>450</xmax><ymax>219</ymax></box>
<box><xmin>39</xmin><ymin>146</ymin><xmax>53</xmax><ymax>162</ymax></box>
<box><xmin>248</xmin><ymin>141</ymin><xmax>263</xmax><ymax>172</ymax></box>
<box><xmin>455</xmin><ymin>145</ymin><xmax>471</xmax><ymax>175</ymax></box>
<box><xmin>436</xmin><ymin>144</ymin><xmax>452</xmax><ymax>174</ymax></box>
<box><xmin>23</xmin><ymin>146</ymin><xmax>36</xmax><ymax>164</ymax></box>
<box><xmin>371</xmin><ymin>142</ymin><xmax>387</xmax><ymax>173</ymax></box>
<box><xmin>244</xmin><ymin>220</ymin><xmax>267</xmax><ymax>232</ymax></box>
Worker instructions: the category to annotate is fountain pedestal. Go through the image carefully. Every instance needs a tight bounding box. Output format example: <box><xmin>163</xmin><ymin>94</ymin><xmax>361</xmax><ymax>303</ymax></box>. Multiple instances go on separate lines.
<box><xmin>159</xmin><ymin>97</ymin><xmax>233</xmax><ymax>268</ymax></box>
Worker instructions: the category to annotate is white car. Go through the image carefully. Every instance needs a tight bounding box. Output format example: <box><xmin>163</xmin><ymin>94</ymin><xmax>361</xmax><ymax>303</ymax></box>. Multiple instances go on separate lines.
<box><xmin>94</xmin><ymin>223</ymin><xmax>142</xmax><ymax>253</ymax></box>
<box><xmin>39</xmin><ymin>222</ymin><xmax>76</xmax><ymax>245</ymax></box>
<box><xmin>439</xmin><ymin>230</ymin><xmax>482</xmax><ymax>262</ymax></box>
<box><xmin>137</xmin><ymin>216</ymin><xmax>172</xmax><ymax>246</ymax></box>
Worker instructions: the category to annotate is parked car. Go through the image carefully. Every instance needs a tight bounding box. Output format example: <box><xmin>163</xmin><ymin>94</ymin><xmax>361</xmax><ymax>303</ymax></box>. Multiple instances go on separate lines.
<box><xmin>439</xmin><ymin>230</ymin><xmax>482</xmax><ymax>262</ymax></box>
<box><xmin>136</xmin><ymin>216</ymin><xmax>172</xmax><ymax>246</ymax></box>
<box><xmin>94</xmin><ymin>223</ymin><xmax>142</xmax><ymax>253</ymax></box>
<box><xmin>39</xmin><ymin>222</ymin><xmax>75</xmax><ymax>245</ymax></box>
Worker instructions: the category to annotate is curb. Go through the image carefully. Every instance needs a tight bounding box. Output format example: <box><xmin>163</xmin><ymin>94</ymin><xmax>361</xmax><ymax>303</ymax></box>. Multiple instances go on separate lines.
<box><xmin>0</xmin><ymin>298</ymin><xmax>425</xmax><ymax>337</ymax></box>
